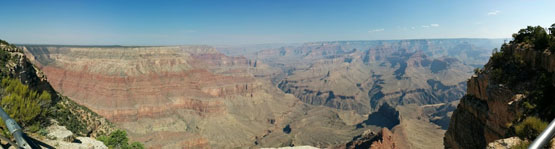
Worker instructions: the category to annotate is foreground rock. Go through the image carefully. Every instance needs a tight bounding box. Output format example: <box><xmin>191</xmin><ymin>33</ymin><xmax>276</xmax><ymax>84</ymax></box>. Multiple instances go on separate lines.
<box><xmin>486</xmin><ymin>137</ymin><xmax>523</xmax><ymax>149</ymax></box>
<box><xmin>42</xmin><ymin>121</ymin><xmax>107</xmax><ymax>149</ymax></box>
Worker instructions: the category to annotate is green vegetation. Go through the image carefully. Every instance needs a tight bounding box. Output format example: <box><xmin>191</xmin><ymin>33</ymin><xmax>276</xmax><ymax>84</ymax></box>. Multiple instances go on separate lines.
<box><xmin>0</xmin><ymin>39</ymin><xmax>17</xmax><ymax>50</ymax></box>
<box><xmin>487</xmin><ymin>23</ymin><xmax>555</xmax><ymax>142</ymax></box>
<box><xmin>97</xmin><ymin>130</ymin><xmax>144</xmax><ymax>149</ymax></box>
<box><xmin>0</xmin><ymin>78</ymin><xmax>51</xmax><ymax>131</ymax></box>
<box><xmin>515</xmin><ymin>116</ymin><xmax>548</xmax><ymax>140</ymax></box>
<box><xmin>0</xmin><ymin>47</ymin><xmax>12</xmax><ymax>77</ymax></box>
<box><xmin>488</xmin><ymin>45</ymin><xmax>529</xmax><ymax>86</ymax></box>
<box><xmin>511</xmin><ymin>25</ymin><xmax>551</xmax><ymax>51</ymax></box>
<box><xmin>50</xmin><ymin>102</ymin><xmax>89</xmax><ymax>135</ymax></box>
<box><xmin>551</xmin><ymin>23</ymin><xmax>555</xmax><ymax>52</ymax></box>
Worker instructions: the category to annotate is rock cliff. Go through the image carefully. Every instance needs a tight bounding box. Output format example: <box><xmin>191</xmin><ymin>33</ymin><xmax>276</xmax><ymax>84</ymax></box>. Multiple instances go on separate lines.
<box><xmin>445</xmin><ymin>24</ymin><xmax>555</xmax><ymax>148</ymax></box>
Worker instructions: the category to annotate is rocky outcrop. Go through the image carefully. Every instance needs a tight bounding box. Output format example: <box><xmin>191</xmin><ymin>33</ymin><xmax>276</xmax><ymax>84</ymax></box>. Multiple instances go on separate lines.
<box><xmin>445</xmin><ymin>41</ymin><xmax>555</xmax><ymax>148</ymax></box>
<box><xmin>444</xmin><ymin>62</ymin><xmax>521</xmax><ymax>148</ymax></box>
<box><xmin>486</xmin><ymin>137</ymin><xmax>523</xmax><ymax>149</ymax></box>
<box><xmin>370</xmin><ymin>128</ymin><xmax>397</xmax><ymax>149</ymax></box>
<box><xmin>339</xmin><ymin>128</ymin><xmax>397</xmax><ymax>149</ymax></box>
<box><xmin>43</xmin><ymin>120</ymin><xmax>108</xmax><ymax>149</ymax></box>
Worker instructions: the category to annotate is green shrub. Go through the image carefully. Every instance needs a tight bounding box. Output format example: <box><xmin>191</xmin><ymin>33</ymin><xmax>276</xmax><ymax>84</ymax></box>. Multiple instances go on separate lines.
<box><xmin>515</xmin><ymin>116</ymin><xmax>548</xmax><ymax>140</ymax></box>
<box><xmin>50</xmin><ymin>103</ymin><xmax>88</xmax><ymax>135</ymax></box>
<box><xmin>523</xmin><ymin>101</ymin><xmax>536</xmax><ymax>110</ymax></box>
<box><xmin>129</xmin><ymin>142</ymin><xmax>145</xmax><ymax>149</ymax></box>
<box><xmin>98</xmin><ymin>130</ymin><xmax>144</xmax><ymax>149</ymax></box>
<box><xmin>0</xmin><ymin>77</ymin><xmax>51</xmax><ymax>129</ymax></box>
<box><xmin>38</xmin><ymin>128</ymin><xmax>49</xmax><ymax>136</ymax></box>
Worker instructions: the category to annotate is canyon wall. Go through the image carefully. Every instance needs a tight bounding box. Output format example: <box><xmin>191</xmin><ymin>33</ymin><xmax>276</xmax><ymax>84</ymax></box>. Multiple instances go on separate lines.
<box><xmin>445</xmin><ymin>42</ymin><xmax>555</xmax><ymax>148</ymax></box>
<box><xmin>22</xmin><ymin>45</ymin><xmax>369</xmax><ymax>148</ymax></box>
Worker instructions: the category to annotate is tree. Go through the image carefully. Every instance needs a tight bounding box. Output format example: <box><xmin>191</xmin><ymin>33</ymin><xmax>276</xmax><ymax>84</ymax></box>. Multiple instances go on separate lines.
<box><xmin>98</xmin><ymin>130</ymin><xmax>144</xmax><ymax>149</ymax></box>
<box><xmin>550</xmin><ymin>23</ymin><xmax>555</xmax><ymax>36</ymax></box>
<box><xmin>512</xmin><ymin>26</ymin><xmax>550</xmax><ymax>50</ymax></box>
<box><xmin>550</xmin><ymin>23</ymin><xmax>555</xmax><ymax>52</ymax></box>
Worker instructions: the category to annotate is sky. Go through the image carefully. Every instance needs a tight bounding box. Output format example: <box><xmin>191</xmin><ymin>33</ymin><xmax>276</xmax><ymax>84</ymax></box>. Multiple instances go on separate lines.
<box><xmin>0</xmin><ymin>0</ymin><xmax>554</xmax><ymax>45</ymax></box>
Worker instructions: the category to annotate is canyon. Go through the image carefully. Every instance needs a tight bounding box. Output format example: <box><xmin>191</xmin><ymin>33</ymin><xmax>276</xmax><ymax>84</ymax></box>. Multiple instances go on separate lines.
<box><xmin>21</xmin><ymin>39</ymin><xmax>503</xmax><ymax>148</ymax></box>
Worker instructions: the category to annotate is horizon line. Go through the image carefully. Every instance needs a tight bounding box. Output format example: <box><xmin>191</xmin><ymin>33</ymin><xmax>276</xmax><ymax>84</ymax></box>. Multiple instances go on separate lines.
<box><xmin>12</xmin><ymin>37</ymin><xmax>510</xmax><ymax>47</ymax></box>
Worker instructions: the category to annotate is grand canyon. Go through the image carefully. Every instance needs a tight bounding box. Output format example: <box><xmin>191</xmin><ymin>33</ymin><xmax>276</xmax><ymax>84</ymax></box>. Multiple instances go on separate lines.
<box><xmin>1</xmin><ymin>1</ymin><xmax>554</xmax><ymax>149</ymax></box>
<box><xmin>17</xmin><ymin>39</ymin><xmax>502</xmax><ymax>148</ymax></box>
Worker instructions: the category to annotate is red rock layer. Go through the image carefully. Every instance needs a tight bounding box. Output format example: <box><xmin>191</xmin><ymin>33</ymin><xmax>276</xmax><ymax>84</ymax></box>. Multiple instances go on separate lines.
<box><xmin>134</xmin><ymin>131</ymin><xmax>210</xmax><ymax>149</ymax></box>
<box><xmin>370</xmin><ymin>128</ymin><xmax>397</xmax><ymax>149</ymax></box>
<box><xmin>23</xmin><ymin>46</ymin><xmax>258</xmax><ymax>122</ymax></box>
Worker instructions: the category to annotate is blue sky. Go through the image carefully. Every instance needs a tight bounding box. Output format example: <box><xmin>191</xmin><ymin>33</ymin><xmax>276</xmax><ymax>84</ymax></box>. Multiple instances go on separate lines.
<box><xmin>0</xmin><ymin>0</ymin><xmax>554</xmax><ymax>45</ymax></box>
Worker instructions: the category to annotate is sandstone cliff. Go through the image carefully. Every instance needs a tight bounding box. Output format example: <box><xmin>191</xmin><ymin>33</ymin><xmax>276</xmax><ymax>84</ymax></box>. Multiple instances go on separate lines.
<box><xmin>445</xmin><ymin>25</ymin><xmax>555</xmax><ymax>148</ymax></box>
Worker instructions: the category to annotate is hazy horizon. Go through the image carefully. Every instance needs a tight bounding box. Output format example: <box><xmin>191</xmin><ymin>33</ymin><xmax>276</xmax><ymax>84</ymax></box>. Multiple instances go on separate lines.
<box><xmin>12</xmin><ymin>37</ymin><xmax>509</xmax><ymax>47</ymax></box>
<box><xmin>1</xmin><ymin>0</ymin><xmax>554</xmax><ymax>45</ymax></box>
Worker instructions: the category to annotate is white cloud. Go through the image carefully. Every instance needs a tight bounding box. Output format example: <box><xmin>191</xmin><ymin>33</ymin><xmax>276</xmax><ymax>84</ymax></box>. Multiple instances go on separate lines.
<box><xmin>368</xmin><ymin>28</ymin><xmax>385</xmax><ymax>33</ymax></box>
<box><xmin>487</xmin><ymin>10</ymin><xmax>500</xmax><ymax>16</ymax></box>
<box><xmin>422</xmin><ymin>24</ymin><xmax>439</xmax><ymax>28</ymax></box>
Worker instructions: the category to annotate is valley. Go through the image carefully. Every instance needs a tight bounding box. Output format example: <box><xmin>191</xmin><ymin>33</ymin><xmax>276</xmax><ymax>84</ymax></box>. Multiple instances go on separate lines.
<box><xmin>21</xmin><ymin>39</ymin><xmax>503</xmax><ymax>148</ymax></box>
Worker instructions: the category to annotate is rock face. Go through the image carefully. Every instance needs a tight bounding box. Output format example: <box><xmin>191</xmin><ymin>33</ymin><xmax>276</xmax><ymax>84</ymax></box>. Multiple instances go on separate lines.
<box><xmin>339</xmin><ymin>127</ymin><xmax>408</xmax><ymax>149</ymax></box>
<box><xmin>370</xmin><ymin>128</ymin><xmax>397</xmax><ymax>149</ymax></box>
<box><xmin>444</xmin><ymin>41</ymin><xmax>555</xmax><ymax>148</ymax></box>
<box><xmin>444</xmin><ymin>56</ymin><xmax>520</xmax><ymax>148</ymax></box>
<box><xmin>23</xmin><ymin>46</ymin><xmax>255</xmax><ymax>122</ymax></box>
